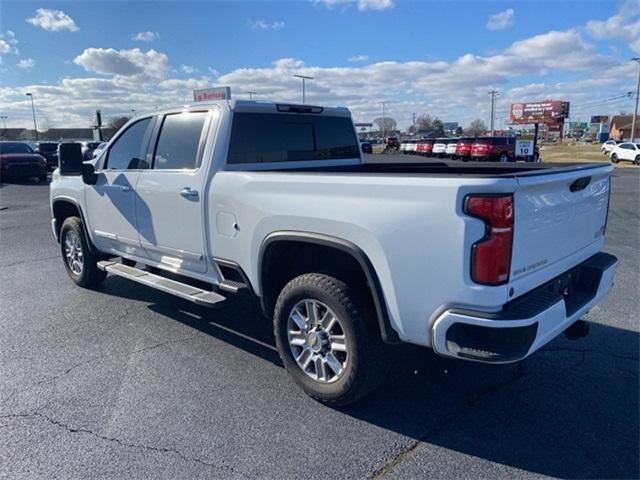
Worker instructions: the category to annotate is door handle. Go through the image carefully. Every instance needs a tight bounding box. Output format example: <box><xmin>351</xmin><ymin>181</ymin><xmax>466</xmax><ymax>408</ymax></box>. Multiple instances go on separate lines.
<box><xmin>180</xmin><ymin>187</ymin><xmax>199</xmax><ymax>199</ymax></box>
<box><xmin>120</xmin><ymin>185</ymin><xmax>133</xmax><ymax>192</ymax></box>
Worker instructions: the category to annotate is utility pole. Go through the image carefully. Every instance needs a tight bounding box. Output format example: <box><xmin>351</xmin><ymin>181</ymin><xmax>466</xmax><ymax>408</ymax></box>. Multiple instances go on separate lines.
<box><xmin>25</xmin><ymin>93</ymin><xmax>38</xmax><ymax>141</ymax></box>
<box><xmin>412</xmin><ymin>112</ymin><xmax>416</xmax><ymax>135</ymax></box>
<box><xmin>245</xmin><ymin>91</ymin><xmax>257</xmax><ymax>100</ymax></box>
<box><xmin>0</xmin><ymin>116</ymin><xmax>7</xmax><ymax>129</ymax></box>
<box><xmin>293</xmin><ymin>74</ymin><xmax>314</xmax><ymax>104</ymax></box>
<box><xmin>380</xmin><ymin>101</ymin><xmax>388</xmax><ymax>137</ymax></box>
<box><xmin>631</xmin><ymin>57</ymin><xmax>640</xmax><ymax>142</ymax></box>
<box><xmin>488</xmin><ymin>89</ymin><xmax>499</xmax><ymax>136</ymax></box>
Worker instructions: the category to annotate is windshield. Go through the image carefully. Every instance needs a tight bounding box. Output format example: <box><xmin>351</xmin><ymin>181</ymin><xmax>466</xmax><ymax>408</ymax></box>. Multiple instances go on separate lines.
<box><xmin>228</xmin><ymin>113</ymin><xmax>359</xmax><ymax>164</ymax></box>
<box><xmin>0</xmin><ymin>143</ymin><xmax>34</xmax><ymax>154</ymax></box>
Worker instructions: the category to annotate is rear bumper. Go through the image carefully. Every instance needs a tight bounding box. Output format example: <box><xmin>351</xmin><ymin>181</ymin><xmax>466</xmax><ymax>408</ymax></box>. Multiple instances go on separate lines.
<box><xmin>431</xmin><ymin>252</ymin><xmax>617</xmax><ymax>363</ymax></box>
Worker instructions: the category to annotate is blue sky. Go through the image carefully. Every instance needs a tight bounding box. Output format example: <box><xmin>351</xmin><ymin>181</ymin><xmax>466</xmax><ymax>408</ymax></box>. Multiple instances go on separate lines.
<box><xmin>1</xmin><ymin>0</ymin><xmax>639</xmax><ymax>129</ymax></box>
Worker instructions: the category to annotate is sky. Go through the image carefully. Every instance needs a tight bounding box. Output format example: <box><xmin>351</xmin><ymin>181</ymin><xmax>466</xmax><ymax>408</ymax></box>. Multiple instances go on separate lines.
<box><xmin>0</xmin><ymin>0</ymin><xmax>639</xmax><ymax>130</ymax></box>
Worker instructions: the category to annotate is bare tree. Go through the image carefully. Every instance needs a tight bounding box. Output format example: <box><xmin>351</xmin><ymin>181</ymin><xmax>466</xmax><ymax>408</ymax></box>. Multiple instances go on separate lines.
<box><xmin>373</xmin><ymin>117</ymin><xmax>397</xmax><ymax>136</ymax></box>
<box><xmin>466</xmin><ymin>119</ymin><xmax>488</xmax><ymax>136</ymax></box>
<box><xmin>109</xmin><ymin>116</ymin><xmax>131</xmax><ymax>131</ymax></box>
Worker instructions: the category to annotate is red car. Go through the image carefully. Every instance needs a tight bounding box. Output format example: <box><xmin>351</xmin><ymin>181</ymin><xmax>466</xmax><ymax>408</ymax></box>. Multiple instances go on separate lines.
<box><xmin>470</xmin><ymin>136</ymin><xmax>516</xmax><ymax>162</ymax></box>
<box><xmin>0</xmin><ymin>142</ymin><xmax>47</xmax><ymax>182</ymax></box>
<box><xmin>454</xmin><ymin>137</ymin><xmax>475</xmax><ymax>161</ymax></box>
<box><xmin>415</xmin><ymin>139</ymin><xmax>434</xmax><ymax>156</ymax></box>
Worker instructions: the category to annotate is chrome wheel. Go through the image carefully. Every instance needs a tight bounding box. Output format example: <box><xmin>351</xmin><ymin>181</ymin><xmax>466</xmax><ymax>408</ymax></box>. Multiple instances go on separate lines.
<box><xmin>287</xmin><ymin>299</ymin><xmax>348</xmax><ymax>383</ymax></box>
<box><xmin>64</xmin><ymin>230</ymin><xmax>83</xmax><ymax>275</ymax></box>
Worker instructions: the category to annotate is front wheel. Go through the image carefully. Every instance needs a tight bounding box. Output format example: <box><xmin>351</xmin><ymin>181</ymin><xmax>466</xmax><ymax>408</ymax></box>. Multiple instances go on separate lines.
<box><xmin>274</xmin><ymin>273</ymin><xmax>388</xmax><ymax>406</ymax></box>
<box><xmin>60</xmin><ymin>217</ymin><xmax>106</xmax><ymax>287</ymax></box>
<box><xmin>499</xmin><ymin>152</ymin><xmax>509</xmax><ymax>163</ymax></box>
<box><xmin>635</xmin><ymin>155</ymin><xmax>640</xmax><ymax>166</ymax></box>
<box><xmin>611</xmin><ymin>153</ymin><xmax>619</xmax><ymax>164</ymax></box>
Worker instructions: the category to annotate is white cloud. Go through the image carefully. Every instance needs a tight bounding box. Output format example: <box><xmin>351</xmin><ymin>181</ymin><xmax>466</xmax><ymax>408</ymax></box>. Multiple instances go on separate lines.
<box><xmin>26</xmin><ymin>8</ymin><xmax>78</xmax><ymax>32</ymax></box>
<box><xmin>180</xmin><ymin>64</ymin><xmax>196</xmax><ymax>74</ymax></box>
<box><xmin>348</xmin><ymin>54</ymin><xmax>369</xmax><ymax>62</ymax></box>
<box><xmin>73</xmin><ymin>48</ymin><xmax>169</xmax><ymax>82</ymax></box>
<box><xmin>17</xmin><ymin>58</ymin><xmax>35</xmax><ymax>70</ymax></box>
<box><xmin>130</xmin><ymin>31</ymin><xmax>159</xmax><ymax>42</ymax></box>
<box><xmin>487</xmin><ymin>8</ymin><xmax>514</xmax><ymax>31</ymax></box>
<box><xmin>207</xmin><ymin>67</ymin><xmax>220</xmax><ymax>76</ymax></box>
<box><xmin>0</xmin><ymin>40</ymin><xmax>11</xmax><ymax>55</ymax></box>
<box><xmin>248</xmin><ymin>19</ymin><xmax>285</xmax><ymax>30</ymax></box>
<box><xmin>585</xmin><ymin>4</ymin><xmax>640</xmax><ymax>53</ymax></box>
<box><xmin>315</xmin><ymin>0</ymin><xmax>394</xmax><ymax>11</ymax></box>
<box><xmin>0</xmin><ymin>31</ymin><xmax>19</xmax><ymax>58</ymax></box>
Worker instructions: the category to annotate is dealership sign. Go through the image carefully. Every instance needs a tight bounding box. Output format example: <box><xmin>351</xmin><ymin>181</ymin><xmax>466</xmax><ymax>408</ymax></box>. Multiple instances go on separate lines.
<box><xmin>510</xmin><ymin>101</ymin><xmax>570</xmax><ymax>124</ymax></box>
<box><xmin>193</xmin><ymin>86</ymin><xmax>231</xmax><ymax>102</ymax></box>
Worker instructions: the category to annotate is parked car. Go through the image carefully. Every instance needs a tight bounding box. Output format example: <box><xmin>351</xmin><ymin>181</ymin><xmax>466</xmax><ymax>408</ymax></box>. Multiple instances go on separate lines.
<box><xmin>400</xmin><ymin>139</ymin><xmax>418</xmax><ymax>155</ymax></box>
<box><xmin>384</xmin><ymin>136</ymin><xmax>400</xmax><ymax>150</ymax></box>
<box><xmin>50</xmin><ymin>100</ymin><xmax>617</xmax><ymax>405</ymax></box>
<box><xmin>79</xmin><ymin>141</ymin><xmax>103</xmax><ymax>160</ymax></box>
<box><xmin>609</xmin><ymin>142</ymin><xmax>640</xmax><ymax>165</ymax></box>
<box><xmin>415</xmin><ymin>139</ymin><xmax>435</xmax><ymax>156</ymax></box>
<box><xmin>601</xmin><ymin>139</ymin><xmax>622</xmax><ymax>155</ymax></box>
<box><xmin>35</xmin><ymin>142</ymin><xmax>59</xmax><ymax>170</ymax></box>
<box><xmin>471</xmin><ymin>136</ymin><xmax>516</xmax><ymax>162</ymax></box>
<box><xmin>432</xmin><ymin>138</ymin><xmax>449</xmax><ymax>158</ymax></box>
<box><xmin>445</xmin><ymin>138</ymin><xmax>459</xmax><ymax>159</ymax></box>
<box><xmin>360</xmin><ymin>141</ymin><xmax>372</xmax><ymax>154</ymax></box>
<box><xmin>0</xmin><ymin>141</ymin><xmax>47</xmax><ymax>182</ymax></box>
<box><xmin>455</xmin><ymin>137</ymin><xmax>475</xmax><ymax>162</ymax></box>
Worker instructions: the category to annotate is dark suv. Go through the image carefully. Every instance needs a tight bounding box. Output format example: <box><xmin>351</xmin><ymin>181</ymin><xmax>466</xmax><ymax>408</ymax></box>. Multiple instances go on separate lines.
<box><xmin>36</xmin><ymin>142</ymin><xmax>59</xmax><ymax>170</ymax></box>
<box><xmin>470</xmin><ymin>136</ymin><xmax>516</xmax><ymax>162</ymax></box>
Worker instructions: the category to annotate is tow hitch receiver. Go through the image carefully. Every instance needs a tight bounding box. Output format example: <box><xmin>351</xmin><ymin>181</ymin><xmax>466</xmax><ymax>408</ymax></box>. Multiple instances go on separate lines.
<box><xmin>564</xmin><ymin>319</ymin><xmax>590</xmax><ymax>340</ymax></box>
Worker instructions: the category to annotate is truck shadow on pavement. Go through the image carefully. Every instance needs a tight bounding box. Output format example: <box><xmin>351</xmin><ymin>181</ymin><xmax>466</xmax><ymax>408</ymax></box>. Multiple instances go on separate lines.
<box><xmin>100</xmin><ymin>277</ymin><xmax>639</xmax><ymax>479</ymax></box>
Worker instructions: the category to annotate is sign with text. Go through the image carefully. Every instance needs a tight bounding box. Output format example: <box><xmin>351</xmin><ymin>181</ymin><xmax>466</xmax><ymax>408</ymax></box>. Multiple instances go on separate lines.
<box><xmin>510</xmin><ymin>101</ymin><xmax>569</xmax><ymax>124</ymax></box>
<box><xmin>193</xmin><ymin>86</ymin><xmax>231</xmax><ymax>102</ymax></box>
<box><xmin>515</xmin><ymin>139</ymin><xmax>534</xmax><ymax>157</ymax></box>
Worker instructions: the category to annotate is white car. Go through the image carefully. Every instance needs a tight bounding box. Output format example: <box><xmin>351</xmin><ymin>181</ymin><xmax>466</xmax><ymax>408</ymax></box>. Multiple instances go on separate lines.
<box><xmin>432</xmin><ymin>138</ymin><xmax>448</xmax><ymax>157</ymax></box>
<box><xmin>601</xmin><ymin>139</ymin><xmax>620</xmax><ymax>155</ymax></box>
<box><xmin>50</xmin><ymin>100</ymin><xmax>617</xmax><ymax>405</ymax></box>
<box><xmin>609</xmin><ymin>142</ymin><xmax>640</xmax><ymax>165</ymax></box>
<box><xmin>445</xmin><ymin>139</ymin><xmax>459</xmax><ymax>158</ymax></box>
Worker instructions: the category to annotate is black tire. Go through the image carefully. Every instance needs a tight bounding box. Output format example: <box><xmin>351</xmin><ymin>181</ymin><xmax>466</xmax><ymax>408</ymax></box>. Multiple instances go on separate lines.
<box><xmin>274</xmin><ymin>273</ymin><xmax>388</xmax><ymax>406</ymax></box>
<box><xmin>499</xmin><ymin>152</ymin><xmax>509</xmax><ymax>163</ymax></box>
<box><xmin>635</xmin><ymin>155</ymin><xmax>640</xmax><ymax>166</ymax></box>
<box><xmin>59</xmin><ymin>216</ymin><xmax>106</xmax><ymax>287</ymax></box>
<box><xmin>38</xmin><ymin>174</ymin><xmax>47</xmax><ymax>183</ymax></box>
<box><xmin>611</xmin><ymin>153</ymin><xmax>619</xmax><ymax>164</ymax></box>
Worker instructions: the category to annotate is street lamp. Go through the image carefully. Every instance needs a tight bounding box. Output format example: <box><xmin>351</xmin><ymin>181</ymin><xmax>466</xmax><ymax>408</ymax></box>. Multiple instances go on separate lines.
<box><xmin>380</xmin><ymin>101</ymin><xmax>389</xmax><ymax>137</ymax></box>
<box><xmin>25</xmin><ymin>93</ymin><xmax>38</xmax><ymax>141</ymax></box>
<box><xmin>630</xmin><ymin>57</ymin><xmax>640</xmax><ymax>142</ymax></box>
<box><xmin>293</xmin><ymin>74</ymin><xmax>313</xmax><ymax>104</ymax></box>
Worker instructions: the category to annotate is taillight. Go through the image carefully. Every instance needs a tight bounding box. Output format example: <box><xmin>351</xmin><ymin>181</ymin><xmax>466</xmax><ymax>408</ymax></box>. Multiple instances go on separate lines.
<box><xmin>464</xmin><ymin>194</ymin><xmax>514</xmax><ymax>285</ymax></box>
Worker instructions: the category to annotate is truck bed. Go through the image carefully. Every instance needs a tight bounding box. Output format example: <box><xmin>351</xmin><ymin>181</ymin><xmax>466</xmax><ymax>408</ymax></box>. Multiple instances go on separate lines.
<box><xmin>270</xmin><ymin>159</ymin><xmax>610</xmax><ymax>178</ymax></box>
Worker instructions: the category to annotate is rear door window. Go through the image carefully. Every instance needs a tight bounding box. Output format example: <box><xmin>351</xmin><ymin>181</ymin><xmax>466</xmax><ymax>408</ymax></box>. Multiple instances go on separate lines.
<box><xmin>228</xmin><ymin>113</ymin><xmax>359</xmax><ymax>164</ymax></box>
<box><xmin>152</xmin><ymin>111</ymin><xmax>208</xmax><ymax>170</ymax></box>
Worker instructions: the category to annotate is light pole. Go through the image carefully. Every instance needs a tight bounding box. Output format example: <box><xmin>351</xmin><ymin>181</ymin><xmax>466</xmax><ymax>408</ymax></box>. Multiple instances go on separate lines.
<box><xmin>630</xmin><ymin>57</ymin><xmax>640</xmax><ymax>142</ymax></box>
<box><xmin>488</xmin><ymin>89</ymin><xmax>499</xmax><ymax>135</ymax></box>
<box><xmin>245</xmin><ymin>91</ymin><xmax>257</xmax><ymax>100</ymax></box>
<box><xmin>25</xmin><ymin>93</ymin><xmax>38</xmax><ymax>141</ymax></box>
<box><xmin>293</xmin><ymin>74</ymin><xmax>313</xmax><ymax>104</ymax></box>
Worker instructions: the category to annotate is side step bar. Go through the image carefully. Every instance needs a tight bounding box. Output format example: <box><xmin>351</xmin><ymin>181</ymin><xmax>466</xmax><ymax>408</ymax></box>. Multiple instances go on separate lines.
<box><xmin>97</xmin><ymin>261</ymin><xmax>226</xmax><ymax>307</ymax></box>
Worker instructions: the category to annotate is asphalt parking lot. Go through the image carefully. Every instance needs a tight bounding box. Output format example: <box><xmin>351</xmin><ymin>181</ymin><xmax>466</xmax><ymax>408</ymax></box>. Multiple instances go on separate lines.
<box><xmin>1</xmin><ymin>165</ymin><xmax>638</xmax><ymax>479</ymax></box>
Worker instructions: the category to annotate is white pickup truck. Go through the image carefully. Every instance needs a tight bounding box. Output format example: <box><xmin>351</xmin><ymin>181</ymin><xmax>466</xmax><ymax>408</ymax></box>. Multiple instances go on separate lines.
<box><xmin>50</xmin><ymin>100</ymin><xmax>617</xmax><ymax>405</ymax></box>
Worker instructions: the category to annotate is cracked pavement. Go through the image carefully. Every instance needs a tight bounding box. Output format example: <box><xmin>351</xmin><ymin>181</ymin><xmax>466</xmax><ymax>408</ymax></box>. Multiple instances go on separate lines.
<box><xmin>0</xmin><ymin>166</ymin><xmax>638</xmax><ymax>479</ymax></box>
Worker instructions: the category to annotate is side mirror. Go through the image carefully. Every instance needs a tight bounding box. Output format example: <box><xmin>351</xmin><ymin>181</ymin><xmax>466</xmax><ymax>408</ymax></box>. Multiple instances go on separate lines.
<box><xmin>81</xmin><ymin>162</ymin><xmax>98</xmax><ymax>185</ymax></box>
<box><xmin>58</xmin><ymin>143</ymin><xmax>83</xmax><ymax>175</ymax></box>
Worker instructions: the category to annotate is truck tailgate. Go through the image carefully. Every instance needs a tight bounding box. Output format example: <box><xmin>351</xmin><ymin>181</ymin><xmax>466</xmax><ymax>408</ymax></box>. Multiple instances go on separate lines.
<box><xmin>509</xmin><ymin>164</ymin><xmax>611</xmax><ymax>291</ymax></box>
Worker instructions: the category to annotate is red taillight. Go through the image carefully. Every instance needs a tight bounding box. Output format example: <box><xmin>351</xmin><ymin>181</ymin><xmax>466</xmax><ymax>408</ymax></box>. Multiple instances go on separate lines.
<box><xmin>464</xmin><ymin>195</ymin><xmax>514</xmax><ymax>285</ymax></box>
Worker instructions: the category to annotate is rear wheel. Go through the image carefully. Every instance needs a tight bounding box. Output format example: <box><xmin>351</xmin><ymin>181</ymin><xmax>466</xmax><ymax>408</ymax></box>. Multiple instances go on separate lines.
<box><xmin>499</xmin><ymin>152</ymin><xmax>509</xmax><ymax>163</ymax></box>
<box><xmin>635</xmin><ymin>155</ymin><xmax>640</xmax><ymax>166</ymax></box>
<box><xmin>60</xmin><ymin>217</ymin><xmax>106</xmax><ymax>287</ymax></box>
<box><xmin>611</xmin><ymin>153</ymin><xmax>619</xmax><ymax>164</ymax></box>
<box><xmin>274</xmin><ymin>273</ymin><xmax>388</xmax><ymax>406</ymax></box>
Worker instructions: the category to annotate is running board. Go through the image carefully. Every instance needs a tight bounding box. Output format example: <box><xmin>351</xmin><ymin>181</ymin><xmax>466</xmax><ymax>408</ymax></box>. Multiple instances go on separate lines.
<box><xmin>97</xmin><ymin>261</ymin><xmax>226</xmax><ymax>307</ymax></box>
